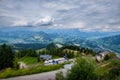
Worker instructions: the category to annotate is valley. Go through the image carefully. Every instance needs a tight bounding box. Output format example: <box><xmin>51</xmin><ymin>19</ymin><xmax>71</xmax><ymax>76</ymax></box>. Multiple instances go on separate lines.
<box><xmin>0</xmin><ymin>0</ymin><xmax>120</xmax><ymax>80</ymax></box>
<box><xmin>0</xmin><ymin>29</ymin><xmax>120</xmax><ymax>55</ymax></box>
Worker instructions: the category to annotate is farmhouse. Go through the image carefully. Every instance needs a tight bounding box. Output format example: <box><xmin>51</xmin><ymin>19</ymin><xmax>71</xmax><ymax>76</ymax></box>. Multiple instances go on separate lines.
<box><xmin>40</xmin><ymin>55</ymin><xmax>52</xmax><ymax>61</ymax></box>
<box><xmin>95</xmin><ymin>51</ymin><xmax>109</xmax><ymax>62</ymax></box>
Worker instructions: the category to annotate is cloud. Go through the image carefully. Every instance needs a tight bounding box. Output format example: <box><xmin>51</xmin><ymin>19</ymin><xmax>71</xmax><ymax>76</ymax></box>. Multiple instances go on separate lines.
<box><xmin>0</xmin><ymin>0</ymin><xmax>120</xmax><ymax>31</ymax></box>
<box><xmin>34</xmin><ymin>16</ymin><xmax>54</xmax><ymax>26</ymax></box>
<box><xmin>12</xmin><ymin>19</ymin><xmax>28</xmax><ymax>26</ymax></box>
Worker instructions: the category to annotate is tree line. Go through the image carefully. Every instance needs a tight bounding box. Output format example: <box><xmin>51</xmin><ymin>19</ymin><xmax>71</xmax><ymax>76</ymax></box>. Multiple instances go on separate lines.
<box><xmin>15</xmin><ymin>48</ymin><xmax>37</xmax><ymax>58</ymax></box>
<box><xmin>15</xmin><ymin>45</ymin><xmax>96</xmax><ymax>59</ymax></box>
<box><xmin>0</xmin><ymin>44</ymin><xmax>96</xmax><ymax>70</ymax></box>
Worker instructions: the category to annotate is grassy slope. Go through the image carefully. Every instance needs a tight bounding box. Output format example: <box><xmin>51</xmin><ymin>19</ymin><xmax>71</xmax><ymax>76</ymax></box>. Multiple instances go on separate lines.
<box><xmin>95</xmin><ymin>59</ymin><xmax>120</xmax><ymax>76</ymax></box>
<box><xmin>19</xmin><ymin>57</ymin><xmax>38</xmax><ymax>65</ymax></box>
<box><xmin>0</xmin><ymin>64</ymin><xmax>63</xmax><ymax>79</ymax></box>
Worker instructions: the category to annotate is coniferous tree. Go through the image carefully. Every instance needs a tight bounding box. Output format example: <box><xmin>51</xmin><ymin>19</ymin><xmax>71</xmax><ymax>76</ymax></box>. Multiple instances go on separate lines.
<box><xmin>0</xmin><ymin>44</ymin><xmax>14</xmax><ymax>70</ymax></box>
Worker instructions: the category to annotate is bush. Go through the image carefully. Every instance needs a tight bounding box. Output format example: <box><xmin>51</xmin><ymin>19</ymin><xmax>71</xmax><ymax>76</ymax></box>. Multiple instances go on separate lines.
<box><xmin>66</xmin><ymin>57</ymin><xmax>97</xmax><ymax>80</ymax></box>
<box><xmin>104</xmin><ymin>52</ymin><xmax>116</xmax><ymax>60</ymax></box>
<box><xmin>13</xmin><ymin>57</ymin><xmax>19</xmax><ymax>69</ymax></box>
<box><xmin>56</xmin><ymin>71</ymin><xmax>65</xmax><ymax>80</ymax></box>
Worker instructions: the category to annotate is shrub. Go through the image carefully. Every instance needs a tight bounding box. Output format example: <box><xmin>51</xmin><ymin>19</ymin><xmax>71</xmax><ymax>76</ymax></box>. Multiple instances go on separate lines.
<box><xmin>104</xmin><ymin>52</ymin><xmax>116</xmax><ymax>60</ymax></box>
<box><xmin>66</xmin><ymin>57</ymin><xmax>97</xmax><ymax>80</ymax></box>
<box><xmin>55</xmin><ymin>71</ymin><xmax>65</xmax><ymax>80</ymax></box>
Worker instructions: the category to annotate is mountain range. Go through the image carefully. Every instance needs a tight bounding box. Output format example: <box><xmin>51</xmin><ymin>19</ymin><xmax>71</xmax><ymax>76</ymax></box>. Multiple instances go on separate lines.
<box><xmin>0</xmin><ymin>29</ymin><xmax>120</xmax><ymax>54</ymax></box>
<box><xmin>96</xmin><ymin>34</ymin><xmax>120</xmax><ymax>53</ymax></box>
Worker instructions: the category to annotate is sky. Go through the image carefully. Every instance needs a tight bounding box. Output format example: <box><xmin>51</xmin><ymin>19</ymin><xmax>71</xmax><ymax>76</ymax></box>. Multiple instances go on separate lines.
<box><xmin>0</xmin><ymin>0</ymin><xmax>120</xmax><ymax>31</ymax></box>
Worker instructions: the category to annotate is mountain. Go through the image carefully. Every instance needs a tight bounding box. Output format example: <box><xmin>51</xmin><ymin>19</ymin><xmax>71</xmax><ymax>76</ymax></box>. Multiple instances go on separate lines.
<box><xmin>0</xmin><ymin>30</ymin><xmax>57</xmax><ymax>44</ymax></box>
<box><xmin>46</xmin><ymin>43</ymin><xmax>63</xmax><ymax>50</ymax></box>
<box><xmin>96</xmin><ymin>35</ymin><xmax>120</xmax><ymax>53</ymax></box>
<box><xmin>0</xmin><ymin>28</ymin><xmax>120</xmax><ymax>52</ymax></box>
<box><xmin>43</xmin><ymin>29</ymin><xmax>120</xmax><ymax>38</ymax></box>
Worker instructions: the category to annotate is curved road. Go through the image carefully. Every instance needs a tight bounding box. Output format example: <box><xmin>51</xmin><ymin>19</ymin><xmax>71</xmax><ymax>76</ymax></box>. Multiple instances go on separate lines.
<box><xmin>2</xmin><ymin>69</ymin><xmax>67</xmax><ymax>80</ymax></box>
<box><xmin>1</xmin><ymin>63</ymin><xmax>73</xmax><ymax>80</ymax></box>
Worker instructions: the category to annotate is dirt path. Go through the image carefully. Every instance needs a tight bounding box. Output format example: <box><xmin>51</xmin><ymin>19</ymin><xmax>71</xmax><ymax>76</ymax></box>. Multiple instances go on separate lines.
<box><xmin>100</xmin><ymin>62</ymin><xmax>110</xmax><ymax>67</ymax></box>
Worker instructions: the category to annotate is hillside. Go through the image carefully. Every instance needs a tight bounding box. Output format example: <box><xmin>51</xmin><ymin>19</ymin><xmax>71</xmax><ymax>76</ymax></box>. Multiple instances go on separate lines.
<box><xmin>0</xmin><ymin>29</ymin><xmax>120</xmax><ymax>53</ymax></box>
<box><xmin>96</xmin><ymin>35</ymin><xmax>120</xmax><ymax>53</ymax></box>
<box><xmin>0</xmin><ymin>30</ymin><xmax>57</xmax><ymax>44</ymax></box>
<box><xmin>1</xmin><ymin>29</ymin><xmax>120</xmax><ymax>44</ymax></box>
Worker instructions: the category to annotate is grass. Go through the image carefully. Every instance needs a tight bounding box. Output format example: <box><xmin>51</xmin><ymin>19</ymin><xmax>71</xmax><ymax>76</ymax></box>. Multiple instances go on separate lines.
<box><xmin>95</xmin><ymin>58</ymin><xmax>120</xmax><ymax>77</ymax></box>
<box><xmin>0</xmin><ymin>64</ymin><xmax>63</xmax><ymax>79</ymax></box>
<box><xmin>19</xmin><ymin>57</ymin><xmax>38</xmax><ymax>65</ymax></box>
<box><xmin>52</xmin><ymin>56</ymin><xmax>61</xmax><ymax>59</ymax></box>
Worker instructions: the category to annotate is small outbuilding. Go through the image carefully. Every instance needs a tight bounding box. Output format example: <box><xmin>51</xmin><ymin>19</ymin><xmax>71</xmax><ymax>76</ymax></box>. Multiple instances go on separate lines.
<box><xmin>40</xmin><ymin>55</ymin><xmax>52</xmax><ymax>61</ymax></box>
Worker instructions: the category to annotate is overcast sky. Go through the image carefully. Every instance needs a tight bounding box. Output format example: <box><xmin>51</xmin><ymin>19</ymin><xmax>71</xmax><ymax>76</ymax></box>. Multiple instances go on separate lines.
<box><xmin>0</xmin><ymin>0</ymin><xmax>120</xmax><ymax>31</ymax></box>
